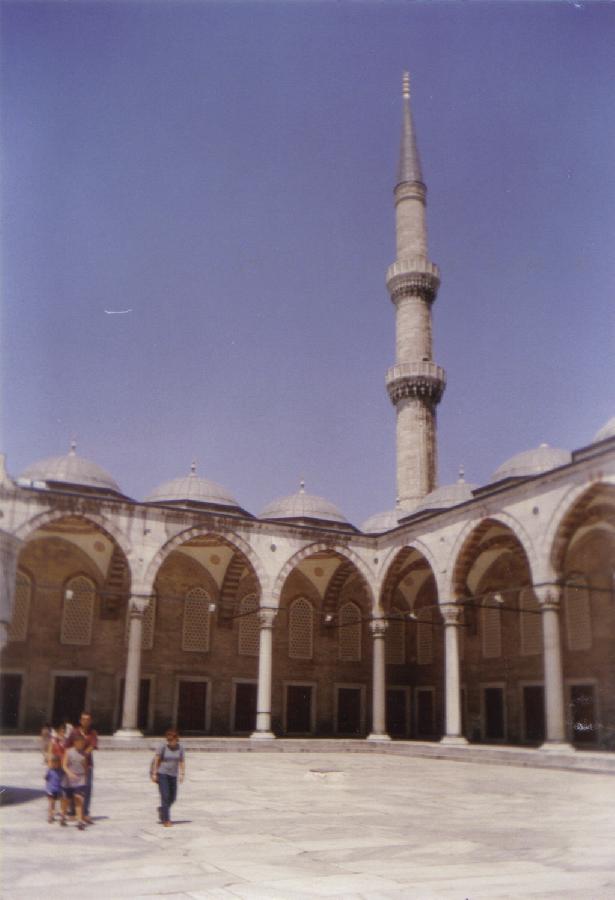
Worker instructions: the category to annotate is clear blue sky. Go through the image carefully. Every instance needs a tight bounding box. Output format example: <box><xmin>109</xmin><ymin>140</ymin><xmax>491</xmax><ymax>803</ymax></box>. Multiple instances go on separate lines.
<box><xmin>2</xmin><ymin>0</ymin><xmax>614</xmax><ymax>525</ymax></box>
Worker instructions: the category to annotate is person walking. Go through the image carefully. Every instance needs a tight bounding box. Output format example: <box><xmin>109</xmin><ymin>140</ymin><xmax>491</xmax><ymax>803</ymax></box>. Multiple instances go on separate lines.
<box><xmin>62</xmin><ymin>733</ymin><xmax>89</xmax><ymax>830</ymax></box>
<box><xmin>151</xmin><ymin>729</ymin><xmax>185</xmax><ymax>827</ymax></box>
<box><xmin>66</xmin><ymin>711</ymin><xmax>98</xmax><ymax>823</ymax></box>
<box><xmin>45</xmin><ymin>754</ymin><xmax>66</xmax><ymax>824</ymax></box>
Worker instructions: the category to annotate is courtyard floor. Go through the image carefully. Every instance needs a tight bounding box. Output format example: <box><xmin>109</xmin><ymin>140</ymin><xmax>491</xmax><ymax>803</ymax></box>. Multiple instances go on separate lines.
<box><xmin>1</xmin><ymin>749</ymin><xmax>615</xmax><ymax>899</ymax></box>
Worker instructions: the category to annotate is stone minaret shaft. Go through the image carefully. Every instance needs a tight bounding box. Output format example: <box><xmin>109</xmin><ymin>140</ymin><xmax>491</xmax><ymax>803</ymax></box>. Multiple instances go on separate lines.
<box><xmin>386</xmin><ymin>73</ymin><xmax>446</xmax><ymax>508</ymax></box>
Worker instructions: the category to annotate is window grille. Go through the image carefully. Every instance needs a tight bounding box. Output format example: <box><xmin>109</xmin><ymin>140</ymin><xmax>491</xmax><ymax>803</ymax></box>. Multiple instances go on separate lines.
<box><xmin>289</xmin><ymin>597</ymin><xmax>313</xmax><ymax>659</ymax></box>
<box><xmin>338</xmin><ymin>602</ymin><xmax>361</xmax><ymax>662</ymax></box>
<box><xmin>182</xmin><ymin>586</ymin><xmax>211</xmax><ymax>652</ymax></box>
<box><xmin>520</xmin><ymin>587</ymin><xmax>542</xmax><ymax>656</ymax></box>
<box><xmin>9</xmin><ymin>570</ymin><xmax>31</xmax><ymax>642</ymax></box>
<box><xmin>565</xmin><ymin>575</ymin><xmax>592</xmax><ymax>651</ymax></box>
<box><xmin>416</xmin><ymin>608</ymin><xmax>433</xmax><ymax>665</ymax></box>
<box><xmin>385</xmin><ymin>608</ymin><xmax>405</xmax><ymax>664</ymax></box>
<box><xmin>61</xmin><ymin>575</ymin><xmax>95</xmax><ymax>646</ymax></box>
<box><xmin>238</xmin><ymin>595</ymin><xmax>259</xmax><ymax>657</ymax></box>
<box><xmin>482</xmin><ymin>596</ymin><xmax>501</xmax><ymax>658</ymax></box>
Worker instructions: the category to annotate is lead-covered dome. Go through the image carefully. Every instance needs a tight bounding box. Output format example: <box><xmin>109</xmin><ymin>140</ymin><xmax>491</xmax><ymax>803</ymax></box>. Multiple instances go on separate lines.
<box><xmin>260</xmin><ymin>482</ymin><xmax>350</xmax><ymax>525</ymax></box>
<box><xmin>593</xmin><ymin>417</ymin><xmax>615</xmax><ymax>443</ymax></box>
<box><xmin>414</xmin><ymin>473</ymin><xmax>477</xmax><ymax>513</ymax></box>
<box><xmin>145</xmin><ymin>463</ymin><xmax>241</xmax><ymax>510</ymax></box>
<box><xmin>18</xmin><ymin>443</ymin><xmax>122</xmax><ymax>496</ymax></box>
<box><xmin>490</xmin><ymin>443</ymin><xmax>571</xmax><ymax>483</ymax></box>
<box><xmin>361</xmin><ymin>508</ymin><xmax>404</xmax><ymax>534</ymax></box>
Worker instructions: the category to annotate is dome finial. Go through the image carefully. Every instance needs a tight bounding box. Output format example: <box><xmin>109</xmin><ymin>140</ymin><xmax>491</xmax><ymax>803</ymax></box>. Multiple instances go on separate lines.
<box><xmin>299</xmin><ymin>479</ymin><xmax>305</xmax><ymax>494</ymax></box>
<box><xmin>458</xmin><ymin>464</ymin><xmax>465</xmax><ymax>483</ymax></box>
<box><xmin>402</xmin><ymin>71</ymin><xmax>410</xmax><ymax>100</ymax></box>
<box><xmin>69</xmin><ymin>439</ymin><xmax>77</xmax><ymax>456</ymax></box>
<box><xmin>190</xmin><ymin>459</ymin><xmax>197</xmax><ymax>476</ymax></box>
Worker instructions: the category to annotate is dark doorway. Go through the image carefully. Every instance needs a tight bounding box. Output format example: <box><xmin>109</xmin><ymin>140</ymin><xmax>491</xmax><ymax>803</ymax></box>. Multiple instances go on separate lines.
<box><xmin>234</xmin><ymin>682</ymin><xmax>257</xmax><ymax>732</ymax></box>
<box><xmin>286</xmin><ymin>684</ymin><xmax>312</xmax><ymax>734</ymax></box>
<box><xmin>570</xmin><ymin>684</ymin><xmax>596</xmax><ymax>744</ymax></box>
<box><xmin>117</xmin><ymin>678</ymin><xmax>151</xmax><ymax>731</ymax></box>
<box><xmin>523</xmin><ymin>685</ymin><xmax>545</xmax><ymax>743</ymax></box>
<box><xmin>386</xmin><ymin>688</ymin><xmax>407</xmax><ymax>737</ymax></box>
<box><xmin>52</xmin><ymin>676</ymin><xmax>87</xmax><ymax>727</ymax></box>
<box><xmin>484</xmin><ymin>687</ymin><xmax>505</xmax><ymax>740</ymax></box>
<box><xmin>416</xmin><ymin>689</ymin><xmax>434</xmax><ymax>737</ymax></box>
<box><xmin>337</xmin><ymin>687</ymin><xmax>361</xmax><ymax>735</ymax></box>
<box><xmin>0</xmin><ymin>674</ymin><xmax>23</xmax><ymax>729</ymax></box>
<box><xmin>177</xmin><ymin>680</ymin><xmax>207</xmax><ymax>733</ymax></box>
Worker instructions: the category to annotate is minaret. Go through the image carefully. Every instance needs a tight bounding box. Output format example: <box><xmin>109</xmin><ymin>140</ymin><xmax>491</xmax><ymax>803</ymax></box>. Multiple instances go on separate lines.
<box><xmin>386</xmin><ymin>72</ymin><xmax>446</xmax><ymax>508</ymax></box>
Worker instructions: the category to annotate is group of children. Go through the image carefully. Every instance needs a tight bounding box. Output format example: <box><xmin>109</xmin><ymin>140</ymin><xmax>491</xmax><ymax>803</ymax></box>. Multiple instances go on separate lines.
<box><xmin>42</xmin><ymin>714</ymin><xmax>97</xmax><ymax>830</ymax></box>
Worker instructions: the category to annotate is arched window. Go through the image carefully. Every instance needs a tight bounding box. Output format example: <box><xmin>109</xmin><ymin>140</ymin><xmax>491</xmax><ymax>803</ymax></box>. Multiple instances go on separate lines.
<box><xmin>288</xmin><ymin>597</ymin><xmax>313</xmax><ymax>660</ymax></box>
<box><xmin>9</xmin><ymin>570</ymin><xmax>31</xmax><ymax>642</ymax></box>
<box><xmin>338</xmin><ymin>601</ymin><xmax>361</xmax><ymax>662</ymax></box>
<box><xmin>520</xmin><ymin>587</ymin><xmax>542</xmax><ymax>656</ymax></box>
<box><xmin>416</xmin><ymin>607</ymin><xmax>433</xmax><ymax>665</ymax></box>
<box><xmin>182</xmin><ymin>587</ymin><xmax>211</xmax><ymax>652</ymax></box>
<box><xmin>565</xmin><ymin>574</ymin><xmax>592</xmax><ymax>651</ymax></box>
<box><xmin>238</xmin><ymin>594</ymin><xmax>259</xmax><ymax>657</ymax></box>
<box><xmin>482</xmin><ymin>595</ymin><xmax>501</xmax><ymax>659</ymax></box>
<box><xmin>385</xmin><ymin>608</ymin><xmax>406</xmax><ymax>665</ymax></box>
<box><xmin>61</xmin><ymin>575</ymin><xmax>95</xmax><ymax>645</ymax></box>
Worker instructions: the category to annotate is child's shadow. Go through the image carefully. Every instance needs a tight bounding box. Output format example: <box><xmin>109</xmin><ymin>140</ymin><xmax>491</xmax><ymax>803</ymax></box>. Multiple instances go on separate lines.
<box><xmin>0</xmin><ymin>786</ymin><xmax>46</xmax><ymax>806</ymax></box>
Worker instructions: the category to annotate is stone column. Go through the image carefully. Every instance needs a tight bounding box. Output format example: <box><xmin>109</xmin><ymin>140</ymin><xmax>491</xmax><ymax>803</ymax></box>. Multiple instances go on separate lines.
<box><xmin>536</xmin><ymin>586</ymin><xmax>573</xmax><ymax>752</ymax></box>
<box><xmin>367</xmin><ymin>618</ymin><xmax>391</xmax><ymax>741</ymax></box>
<box><xmin>0</xmin><ymin>531</ymin><xmax>22</xmax><ymax>651</ymax></box>
<box><xmin>440</xmin><ymin>604</ymin><xmax>468</xmax><ymax>745</ymax></box>
<box><xmin>115</xmin><ymin>595</ymin><xmax>150</xmax><ymax>738</ymax></box>
<box><xmin>251</xmin><ymin>607</ymin><xmax>277</xmax><ymax>741</ymax></box>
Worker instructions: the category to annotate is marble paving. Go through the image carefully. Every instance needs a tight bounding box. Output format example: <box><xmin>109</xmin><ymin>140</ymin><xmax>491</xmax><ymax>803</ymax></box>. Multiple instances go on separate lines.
<box><xmin>1</xmin><ymin>750</ymin><xmax>615</xmax><ymax>899</ymax></box>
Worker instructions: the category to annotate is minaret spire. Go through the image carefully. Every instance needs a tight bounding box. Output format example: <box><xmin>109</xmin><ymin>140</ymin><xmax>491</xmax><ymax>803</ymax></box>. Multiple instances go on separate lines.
<box><xmin>386</xmin><ymin>73</ymin><xmax>446</xmax><ymax>509</ymax></box>
<box><xmin>398</xmin><ymin>72</ymin><xmax>423</xmax><ymax>186</ymax></box>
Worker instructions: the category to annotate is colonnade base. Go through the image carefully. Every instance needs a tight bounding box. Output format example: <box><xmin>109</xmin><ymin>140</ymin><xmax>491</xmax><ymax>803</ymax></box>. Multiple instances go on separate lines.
<box><xmin>113</xmin><ymin>728</ymin><xmax>144</xmax><ymax>739</ymax></box>
<box><xmin>250</xmin><ymin>731</ymin><xmax>276</xmax><ymax>741</ymax></box>
<box><xmin>439</xmin><ymin>735</ymin><xmax>468</xmax><ymax>746</ymax></box>
<box><xmin>539</xmin><ymin>740</ymin><xmax>575</xmax><ymax>754</ymax></box>
<box><xmin>366</xmin><ymin>733</ymin><xmax>391</xmax><ymax>742</ymax></box>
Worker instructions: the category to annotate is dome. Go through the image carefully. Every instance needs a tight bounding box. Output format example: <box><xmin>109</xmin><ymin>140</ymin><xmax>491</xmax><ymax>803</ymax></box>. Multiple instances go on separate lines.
<box><xmin>414</xmin><ymin>474</ymin><xmax>477</xmax><ymax>513</ymax></box>
<box><xmin>18</xmin><ymin>443</ymin><xmax>122</xmax><ymax>495</ymax></box>
<box><xmin>490</xmin><ymin>443</ymin><xmax>571</xmax><ymax>483</ymax></box>
<box><xmin>145</xmin><ymin>463</ymin><xmax>240</xmax><ymax>509</ymax></box>
<box><xmin>593</xmin><ymin>417</ymin><xmax>615</xmax><ymax>444</ymax></box>
<box><xmin>260</xmin><ymin>482</ymin><xmax>349</xmax><ymax>525</ymax></box>
<box><xmin>361</xmin><ymin>508</ymin><xmax>403</xmax><ymax>533</ymax></box>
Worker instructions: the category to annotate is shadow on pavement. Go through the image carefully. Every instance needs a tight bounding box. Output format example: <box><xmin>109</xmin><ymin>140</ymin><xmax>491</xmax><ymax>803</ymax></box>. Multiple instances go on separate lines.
<box><xmin>0</xmin><ymin>785</ymin><xmax>46</xmax><ymax>806</ymax></box>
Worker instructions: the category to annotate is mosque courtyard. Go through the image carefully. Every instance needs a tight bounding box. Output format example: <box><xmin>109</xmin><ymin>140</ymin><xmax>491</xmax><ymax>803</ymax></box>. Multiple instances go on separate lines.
<box><xmin>1</xmin><ymin>748</ymin><xmax>615</xmax><ymax>899</ymax></box>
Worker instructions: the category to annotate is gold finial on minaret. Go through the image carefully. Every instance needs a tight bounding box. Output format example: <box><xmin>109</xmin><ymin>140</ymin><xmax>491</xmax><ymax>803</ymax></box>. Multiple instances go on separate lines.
<box><xmin>402</xmin><ymin>71</ymin><xmax>410</xmax><ymax>100</ymax></box>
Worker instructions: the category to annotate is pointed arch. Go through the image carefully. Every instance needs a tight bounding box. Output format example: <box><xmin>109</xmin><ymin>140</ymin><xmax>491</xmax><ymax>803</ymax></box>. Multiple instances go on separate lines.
<box><xmin>271</xmin><ymin>542</ymin><xmax>375</xmax><ymax>608</ymax></box>
<box><xmin>545</xmin><ymin>481</ymin><xmax>615</xmax><ymax>577</ymax></box>
<box><xmin>15</xmin><ymin>509</ymin><xmax>132</xmax><ymax>562</ymax></box>
<box><xmin>142</xmin><ymin>526</ymin><xmax>268</xmax><ymax>597</ymax></box>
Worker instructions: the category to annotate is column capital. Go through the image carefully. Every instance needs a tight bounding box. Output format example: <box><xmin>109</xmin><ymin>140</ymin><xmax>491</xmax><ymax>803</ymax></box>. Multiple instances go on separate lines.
<box><xmin>535</xmin><ymin>584</ymin><xmax>562</xmax><ymax>610</ymax></box>
<box><xmin>258</xmin><ymin>607</ymin><xmax>277</xmax><ymax>629</ymax></box>
<box><xmin>441</xmin><ymin>603</ymin><xmax>464</xmax><ymax>626</ymax></box>
<box><xmin>369</xmin><ymin>618</ymin><xmax>388</xmax><ymax>638</ymax></box>
<box><xmin>129</xmin><ymin>594</ymin><xmax>151</xmax><ymax>616</ymax></box>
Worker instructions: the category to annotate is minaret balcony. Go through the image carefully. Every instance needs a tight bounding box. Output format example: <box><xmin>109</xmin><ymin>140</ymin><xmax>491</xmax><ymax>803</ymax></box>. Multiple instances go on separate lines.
<box><xmin>386</xmin><ymin>258</ymin><xmax>440</xmax><ymax>304</ymax></box>
<box><xmin>386</xmin><ymin>361</ymin><xmax>446</xmax><ymax>406</ymax></box>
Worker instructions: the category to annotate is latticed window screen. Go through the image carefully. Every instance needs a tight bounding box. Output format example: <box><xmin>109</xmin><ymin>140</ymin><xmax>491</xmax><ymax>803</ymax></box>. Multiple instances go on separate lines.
<box><xmin>520</xmin><ymin>587</ymin><xmax>542</xmax><ymax>656</ymax></box>
<box><xmin>565</xmin><ymin>575</ymin><xmax>592</xmax><ymax>651</ymax></box>
<box><xmin>385</xmin><ymin>609</ymin><xmax>406</xmax><ymax>665</ymax></box>
<box><xmin>482</xmin><ymin>597</ymin><xmax>502</xmax><ymax>659</ymax></box>
<box><xmin>238</xmin><ymin>595</ymin><xmax>259</xmax><ymax>657</ymax></box>
<box><xmin>289</xmin><ymin>597</ymin><xmax>313</xmax><ymax>660</ymax></box>
<box><xmin>61</xmin><ymin>575</ymin><xmax>95</xmax><ymax>646</ymax></box>
<box><xmin>182</xmin><ymin>587</ymin><xmax>211</xmax><ymax>652</ymax></box>
<box><xmin>416</xmin><ymin>608</ymin><xmax>433</xmax><ymax>665</ymax></box>
<box><xmin>338</xmin><ymin>602</ymin><xmax>361</xmax><ymax>662</ymax></box>
<box><xmin>142</xmin><ymin>596</ymin><xmax>156</xmax><ymax>650</ymax></box>
<box><xmin>9</xmin><ymin>570</ymin><xmax>31</xmax><ymax>642</ymax></box>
